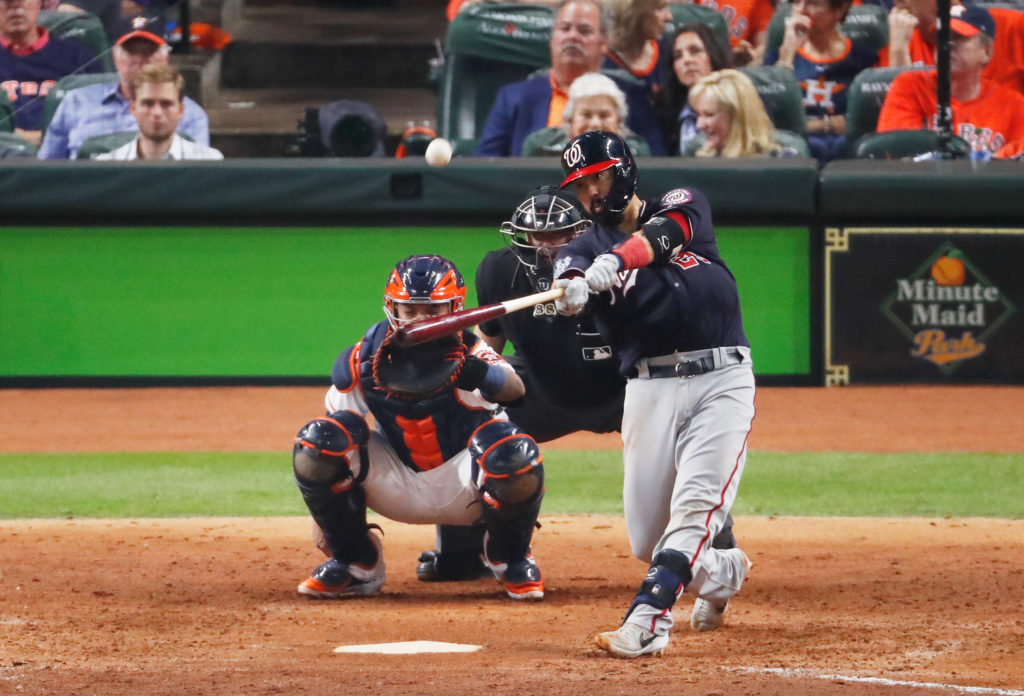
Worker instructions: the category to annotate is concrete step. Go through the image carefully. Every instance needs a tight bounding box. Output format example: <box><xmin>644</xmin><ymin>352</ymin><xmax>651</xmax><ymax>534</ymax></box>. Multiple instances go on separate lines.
<box><xmin>207</xmin><ymin>87</ymin><xmax>438</xmax><ymax>156</ymax></box>
<box><xmin>219</xmin><ymin>41</ymin><xmax>440</xmax><ymax>89</ymax></box>
<box><xmin>203</xmin><ymin>0</ymin><xmax>446</xmax><ymax>156</ymax></box>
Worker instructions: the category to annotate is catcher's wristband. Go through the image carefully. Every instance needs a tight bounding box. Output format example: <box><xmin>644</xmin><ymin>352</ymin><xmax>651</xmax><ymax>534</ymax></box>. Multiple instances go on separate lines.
<box><xmin>457</xmin><ymin>357</ymin><xmax>506</xmax><ymax>399</ymax></box>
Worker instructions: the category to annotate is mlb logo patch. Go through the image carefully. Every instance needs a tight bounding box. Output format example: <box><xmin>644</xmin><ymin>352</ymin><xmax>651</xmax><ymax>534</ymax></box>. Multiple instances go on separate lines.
<box><xmin>662</xmin><ymin>188</ymin><xmax>693</xmax><ymax>206</ymax></box>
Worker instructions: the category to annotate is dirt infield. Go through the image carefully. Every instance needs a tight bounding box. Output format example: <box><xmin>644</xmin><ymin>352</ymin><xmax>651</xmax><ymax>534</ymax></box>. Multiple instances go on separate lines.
<box><xmin>1</xmin><ymin>386</ymin><xmax>1023</xmax><ymax>695</ymax></box>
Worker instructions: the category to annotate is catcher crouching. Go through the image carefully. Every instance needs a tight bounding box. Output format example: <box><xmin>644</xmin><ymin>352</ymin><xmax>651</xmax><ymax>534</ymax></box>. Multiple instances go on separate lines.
<box><xmin>292</xmin><ymin>254</ymin><xmax>545</xmax><ymax>600</ymax></box>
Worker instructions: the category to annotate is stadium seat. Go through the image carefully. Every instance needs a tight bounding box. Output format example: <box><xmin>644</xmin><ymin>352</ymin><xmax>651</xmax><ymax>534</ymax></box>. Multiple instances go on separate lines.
<box><xmin>738</xmin><ymin>65</ymin><xmax>807</xmax><ymax>135</ymax></box>
<box><xmin>39</xmin><ymin>71</ymin><xmax>119</xmax><ymax>134</ymax></box>
<box><xmin>436</xmin><ymin>2</ymin><xmax>555</xmax><ymax>145</ymax></box>
<box><xmin>682</xmin><ymin>128</ymin><xmax>811</xmax><ymax>157</ymax></box>
<box><xmin>76</xmin><ymin>130</ymin><xmax>137</xmax><ymax>158</ymax></box>
<box><xmin>765</xmin><ymin>3</ymin><xmax>890</xmax><ymax>54</ymax></box>
<box><xmin>852</xmin><ymin>129</ymin><xmax>970</xmax><ymax>159</ymax></box>
<box><xmin>0</xmin><ymin>90</ymin><xmax>13</xmax><ymax>133</ymax></box>
<box><xmin>666</xmin><ymin>3</ymin><xmax>731</xmax><ymax>54</ymax></box>
<box><xmin>38</xmin><ymin>9</ymin><xmax>114</xmax><ymax>72</ymax></box>
<box><xmin>0</xmin><ymin>131</ymin><xmax>38</xmax><ymax>158</ymax></box>
<box><xmin>76</xmin><ymin>129</ymin><xmax>197</xmax><ymax>158</ymax></box>
<box><xmin>844</xmin><ymin>65</ymin><xmax>928</xmax><ymax>156</ymax></box>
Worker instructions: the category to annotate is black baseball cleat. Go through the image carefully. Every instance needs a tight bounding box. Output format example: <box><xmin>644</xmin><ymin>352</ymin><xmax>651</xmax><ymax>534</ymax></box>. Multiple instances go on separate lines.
<box><xmin>415</xmin><ymin>549</ymin><xmax>491</xmax><ymax>582</ymax></box>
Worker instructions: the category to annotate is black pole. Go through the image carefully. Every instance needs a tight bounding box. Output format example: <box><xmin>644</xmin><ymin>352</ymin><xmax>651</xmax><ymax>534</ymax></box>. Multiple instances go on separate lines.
<box><xmin>176</xmin><ymin>0</ymin><xmax>192</xmax><ymax>54</ymax></box>
<box><xmin>935</xmin><ymin>0</ymin><xmax>953</xmax><ymax>156</ymax></box>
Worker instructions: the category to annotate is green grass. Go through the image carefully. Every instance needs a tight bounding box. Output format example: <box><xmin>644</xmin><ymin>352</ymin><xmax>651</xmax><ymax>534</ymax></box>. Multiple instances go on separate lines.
<box><xmin>0</xmin><ymin>450</ymin><xmax>1021</xmax><ymax>519</ymax></box>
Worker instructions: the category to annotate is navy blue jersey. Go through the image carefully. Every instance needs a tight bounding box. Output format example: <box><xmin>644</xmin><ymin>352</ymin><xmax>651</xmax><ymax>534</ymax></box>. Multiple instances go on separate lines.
<box><xmin>329</xmin><ymin>321</ymin><xmax>502</xmax><ymax>473</ymax></box>
<box><xmin>764</xmin><ymin>38</ymin><xmax>878</xmax><ymax>118</ymax></box>
<box><xmin>476</xmin><ymin>247</ymin><xmax>624</xmax><ymax>409</ymax></box>
<box><xmin>0</xmin><ymin>29</ymin><xmax>102</xmax><ymax>131</ymax></box>
<box><xmin>553</xmin><ymin>188</ymin><xmax>749</xmax><ymax>375</ymax></box>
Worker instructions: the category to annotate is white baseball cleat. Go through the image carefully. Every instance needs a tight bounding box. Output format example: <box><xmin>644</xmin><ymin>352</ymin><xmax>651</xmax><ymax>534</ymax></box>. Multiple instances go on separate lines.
<box><xmin>691</xmin><ymin>548</ymin><xmax>752</xmax><ymax>631</ymax></box>
<box><xmin>594</xmin><ymin>622</ymin><xmax>668</xmax><ymax>659</ymax></box>
<box><xmin>690</xmin><ymin>597</ymin><xmax>728</xmax><ymax>632</ymax></box>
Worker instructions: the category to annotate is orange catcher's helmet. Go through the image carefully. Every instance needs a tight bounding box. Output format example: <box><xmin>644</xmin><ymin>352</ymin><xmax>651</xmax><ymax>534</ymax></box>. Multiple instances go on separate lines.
<box><xmin>383</xmin><ymin>255</ymin><xmax>466</xmax><ymax>327</ymax></box>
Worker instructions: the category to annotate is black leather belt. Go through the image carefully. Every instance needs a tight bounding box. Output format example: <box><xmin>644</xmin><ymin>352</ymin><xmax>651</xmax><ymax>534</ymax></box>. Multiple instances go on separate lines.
<box><xmin>633</xmin><ymin>347</ymin><xmax>747</xmax><ymax>379</ymax></box>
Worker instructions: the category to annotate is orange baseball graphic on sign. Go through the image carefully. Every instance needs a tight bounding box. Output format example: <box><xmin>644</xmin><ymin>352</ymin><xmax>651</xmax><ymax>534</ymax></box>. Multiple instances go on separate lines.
<box><xmin>930</xmin><ymin>256</ymin><xmax>965</xmax><ymax>286</ymax></box>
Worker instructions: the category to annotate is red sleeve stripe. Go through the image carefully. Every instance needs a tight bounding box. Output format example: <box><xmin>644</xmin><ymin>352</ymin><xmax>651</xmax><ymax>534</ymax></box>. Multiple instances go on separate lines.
<box><xmin>664</xmin><ymin>210</ymin><xmax>692</xmax><ymax>246</ymax></box>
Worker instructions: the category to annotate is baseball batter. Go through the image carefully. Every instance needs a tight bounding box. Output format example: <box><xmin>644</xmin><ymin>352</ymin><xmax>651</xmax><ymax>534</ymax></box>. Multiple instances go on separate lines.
<box><xmin>291</xmin><ymin>255</ymin><xmax>546</xmax><ymax>601</ymax></box>
<box><xmin>553</xmin><ymin>131</ymin><xmax>754</xmax><ymax>658</ymax></box>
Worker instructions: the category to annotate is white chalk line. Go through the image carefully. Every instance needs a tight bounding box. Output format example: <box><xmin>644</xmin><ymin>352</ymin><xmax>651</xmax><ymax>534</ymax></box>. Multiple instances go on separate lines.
<box><xmin>727</xmin><ymin>667</ymin><xmax>1024</xmax><ymax>695</ymax></box>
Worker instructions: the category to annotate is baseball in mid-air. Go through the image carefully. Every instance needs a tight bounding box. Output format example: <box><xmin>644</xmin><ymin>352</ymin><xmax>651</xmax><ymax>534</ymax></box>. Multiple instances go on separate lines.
<box><xmin>424</xmin><ymin>138</ymin><xmax>454</xmax><ymax>167</ymax></box>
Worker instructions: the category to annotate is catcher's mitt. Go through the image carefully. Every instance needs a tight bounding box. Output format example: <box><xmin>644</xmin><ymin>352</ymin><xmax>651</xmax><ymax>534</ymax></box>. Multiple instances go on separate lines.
<box><xmin>372</xmin><ymin>331</ymin><xmax>468</xmax><ymax>399</ymax></box>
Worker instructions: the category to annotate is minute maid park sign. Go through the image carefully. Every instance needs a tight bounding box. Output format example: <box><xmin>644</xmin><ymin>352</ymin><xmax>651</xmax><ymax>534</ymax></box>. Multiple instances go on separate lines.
<box><xmin>881</xmin><ymin>242</ymin><xmax>1016</xmax><ymax>374</ymax></box>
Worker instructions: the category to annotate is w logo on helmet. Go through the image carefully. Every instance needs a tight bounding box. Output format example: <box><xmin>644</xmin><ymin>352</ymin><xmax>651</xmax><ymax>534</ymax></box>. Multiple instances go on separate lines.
<box><xmin>563</xmin><ymin>141</ymin><xmax>583</xmax><ymax>169</ymax></box>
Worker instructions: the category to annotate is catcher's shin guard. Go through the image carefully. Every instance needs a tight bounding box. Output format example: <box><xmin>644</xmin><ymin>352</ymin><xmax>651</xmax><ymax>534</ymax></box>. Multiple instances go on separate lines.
<box><xmin>293</xmin><ymin>411</ymin><xmax>378</xmax><ymax>566</ymax></box>
<box><xmin>624</xmin><ymin>549</ymin><xmax>692</xmax><ymax>620</ymax></box>
<box><xmin>470</xmin><ymin>420</ymin><xmax>544</xmax><ymax>564</ymax></box>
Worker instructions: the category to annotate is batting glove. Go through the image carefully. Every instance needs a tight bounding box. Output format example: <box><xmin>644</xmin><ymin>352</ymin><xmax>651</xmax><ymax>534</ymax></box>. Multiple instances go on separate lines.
<box><xmin>554</xmin><ymin>276</ymin><xmax>588</xmax><ymax>316</ymax></box>
<box><xmin>585</xmin><ymin>254</ymin><xmax>622</xmax><ymax>292</ymax></box>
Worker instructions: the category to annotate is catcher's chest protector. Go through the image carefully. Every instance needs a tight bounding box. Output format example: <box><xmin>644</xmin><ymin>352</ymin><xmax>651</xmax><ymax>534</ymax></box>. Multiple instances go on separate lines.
<box><xmin>357</xmin><ymin>322</ymin><xmax>495</xmax><ymax>472</ymax></box>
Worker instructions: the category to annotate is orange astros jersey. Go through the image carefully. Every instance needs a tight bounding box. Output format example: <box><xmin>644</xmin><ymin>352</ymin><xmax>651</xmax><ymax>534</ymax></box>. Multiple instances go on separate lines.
<box><xmin>697</xmin><ymin>0</ymin><xmax>774</xmax><ymax>47</ymax></box>
<box><xmin>876</xmin><ymin>6</ymin><xmax>1024</xmax><ymax>94</ymax></box>
<box><xmin>877</xmin><ymin>70</ymin><xmax>1024</xmax><ymax>154</ymax></box>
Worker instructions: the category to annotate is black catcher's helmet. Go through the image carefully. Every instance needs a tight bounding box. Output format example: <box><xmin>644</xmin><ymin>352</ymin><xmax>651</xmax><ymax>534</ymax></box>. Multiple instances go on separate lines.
<box><xmin>383</xmin><ymin>254</ymin><xmax>466</xmax><ymax>328</ymax></box>
<box><xmin>500</xmin><ymin>186</ymin><xmax>590</xmax><ymax>291</ymax></box>
<box><xmin>558</xmin><ymin>131</ymin><xmax>638</xmax><ymax>226</ymax></box>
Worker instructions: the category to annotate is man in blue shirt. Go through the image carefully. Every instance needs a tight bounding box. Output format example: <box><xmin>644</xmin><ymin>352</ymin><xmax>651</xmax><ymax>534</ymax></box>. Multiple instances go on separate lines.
<box><xmin>37</xmin><ymin>25</ymin><xmax>208</xmax><ymax>159</ymax></box>
<box><xmin>1</xmin><ymin>0</ymin><xmax>102</xmax><ymax>144</ymax></box>
<box><xmin>474</xmin><ymin>0</ymin><xmax>665</xmax><ymax>156</ymax></box>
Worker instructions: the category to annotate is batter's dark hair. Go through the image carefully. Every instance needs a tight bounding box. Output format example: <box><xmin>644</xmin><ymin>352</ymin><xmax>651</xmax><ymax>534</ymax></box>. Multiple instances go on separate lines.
<box><xmin>656</xmin><ymin>24</ymin><xmax>732</xmax><ymax>154</ymax></box>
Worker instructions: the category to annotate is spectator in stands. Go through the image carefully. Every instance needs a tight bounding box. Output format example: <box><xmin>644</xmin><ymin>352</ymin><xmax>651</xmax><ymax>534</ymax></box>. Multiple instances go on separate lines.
<box><xmin>880</xmin><ymin>0</ymin><xmax>1024</xmax><ymax>95</ymax></box>
<box><xmin>475</xmin><ymin>0</ymin><xmax>665</xmax><ymax>156</ymax></box>
<box><xmin>877</xmin><ymin>5</ymin><xmax>1024</xmax><ymax>157</ymax></box>
<box><xmin>688</xmin><ymin>68</ymin><xmax>795</xmax><ymax>156</ymax></box>
<box><xmin>602</xmin><ymin>0</ymin><xmax>672</xmax><ymax>96</ymax></box>
<box><xmin>38</xmin><ymin>24</ymin><xmax>208</xmax><ymax>159</ymax></box>
<box><xmin>94</xmin><ymin>63</ymin><xmax>221</xmax><ymax>159</ymax></box>
<box><xmin>520</xmin><ymin>71</ymin><xmax>651</xmax><ymax>155</ymax></box>
<box><xmin>53</xmin><ymin>0</ymin><xmax>125</xmax><ymax>45</ymax></box>
<box><xmin>764</xmin><ymin>0</ymin><xmax>878</xmax><ymax>163</ymax></box>
<box><xmin>656</xmin><ymin>23</ymin><xmax>731</xmax><ymax>155</ymax></box>
<box><xmin>0</xmin><ymin>0</ymin><xmax>102</xmax><ymax>144</ymax></box>
<box><xmin>696</xmin><ymin>0</ymin><xmax>774</xmax><ymax>66</ymax></box>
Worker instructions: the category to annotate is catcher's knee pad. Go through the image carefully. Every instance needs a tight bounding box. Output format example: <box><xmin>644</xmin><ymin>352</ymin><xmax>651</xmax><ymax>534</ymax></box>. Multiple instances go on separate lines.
<box><xmin>293</xmin><ymin>410</ymin><xmax>369</xmax><ymax>488</ymax></box>
<box><xmin>293</xmin><ymin>411</ymin><xmax>375</xmax><ymax>564</ymax></box>
<box><xmin>470</xmin><ymin>420</ymin><xmax>544</xmax><ymax>562</ymax></box>
<box><xmin>627</xmin><ymin>549</ymin><xmax>693</xmax><ymax>617</ymax></box>
<box><xmin>470</xmin><ymin>419</ymin><xmax>544</xmax><ymax>510</ymax></box>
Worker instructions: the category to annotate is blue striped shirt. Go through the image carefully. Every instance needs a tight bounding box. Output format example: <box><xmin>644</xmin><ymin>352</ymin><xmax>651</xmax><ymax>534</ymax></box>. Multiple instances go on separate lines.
<box><xmin>37</xmin><ymin>80</ymin><xmax>209</xmax><ymax>159</ymax></box>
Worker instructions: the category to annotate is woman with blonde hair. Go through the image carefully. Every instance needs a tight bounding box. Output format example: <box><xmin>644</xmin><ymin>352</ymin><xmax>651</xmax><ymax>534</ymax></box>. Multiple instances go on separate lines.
<box><xmin>521</xmin><ymin>72</ymin><xmax>651</xmax><ymax>156</ymax></box>
<box><xmin>602</xmin><ymin>0</ymin><xmax>673</xmax><ymax>95</ymax></box>
<box><xmin>688</xmin><ymin>69</ymin><xmax>790</xmax><ymax>158</ymax></box>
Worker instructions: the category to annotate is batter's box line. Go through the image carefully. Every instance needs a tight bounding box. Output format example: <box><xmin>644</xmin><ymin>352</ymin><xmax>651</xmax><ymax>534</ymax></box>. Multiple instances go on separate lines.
<box><xmin>725</xmin><ymin>666</ymin><xmax>1024</xmax><ymax>695</ymax></box>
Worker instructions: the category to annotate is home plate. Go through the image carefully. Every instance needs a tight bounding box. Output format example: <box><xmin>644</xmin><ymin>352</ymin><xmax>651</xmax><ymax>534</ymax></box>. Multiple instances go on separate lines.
<box><xmin>333</xmin><ymin>641</ymin><xmax>482</xmax><ymax>655</ymax></box>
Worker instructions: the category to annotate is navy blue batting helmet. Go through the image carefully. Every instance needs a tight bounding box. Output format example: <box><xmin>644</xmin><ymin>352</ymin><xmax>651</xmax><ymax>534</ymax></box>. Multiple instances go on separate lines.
<box><xmin>559</xmin><ymin>131</ymin><xmax>637</xmax><ymax>226</ymax></box>
<box><xmin>384</xmin><ymin>254</ymin><xmax>466</xmax><ymax>328</ymax></box>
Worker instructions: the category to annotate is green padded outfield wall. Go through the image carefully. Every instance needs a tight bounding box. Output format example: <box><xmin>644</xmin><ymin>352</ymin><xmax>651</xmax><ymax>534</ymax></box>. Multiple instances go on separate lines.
<box><xmin>0</xmin><ymin>225</ymin><xmax>809</xmax><ymax>379</ymax></box>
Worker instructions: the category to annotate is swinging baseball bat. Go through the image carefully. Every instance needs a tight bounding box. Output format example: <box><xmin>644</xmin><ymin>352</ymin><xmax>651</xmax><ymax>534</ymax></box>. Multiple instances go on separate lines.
<box><xmin>392</xmin><ymin>287</ymin><xmax>565</xmax><ymax>347</ymax></box>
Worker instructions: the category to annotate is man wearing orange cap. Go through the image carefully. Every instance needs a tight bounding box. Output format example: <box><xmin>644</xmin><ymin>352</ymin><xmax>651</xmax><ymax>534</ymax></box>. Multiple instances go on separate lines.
<box><xmin>877</xmin><ymin>4</ymin><xmax>1024</xmax><ymax>156</ymax></box>
<box><xmin>37</xmin><ymin>22</ymin><xmax>209</xmax><ymax>159</ymax></box>
<box><xmin>880</xmin><ymin>0</ymin><xmax>1024</xmax><ymax>94</ymax></box>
